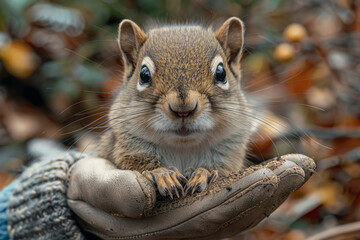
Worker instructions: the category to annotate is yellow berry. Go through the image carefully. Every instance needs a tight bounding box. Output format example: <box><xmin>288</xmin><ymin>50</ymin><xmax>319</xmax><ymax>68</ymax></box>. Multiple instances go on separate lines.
<box><xmin>0</xmin><ymin>40</ymin><xmax>39</xmax><ymax>79</ymax></box>
<box><xmin>283</xmin><ymin>23</ymin><xmax>307</xmax><ymax>42</ymax></box>
<box><xmin>274</xmin><ymin>43</ymin><xmax>295</xmax><ymax>62</ymax></box>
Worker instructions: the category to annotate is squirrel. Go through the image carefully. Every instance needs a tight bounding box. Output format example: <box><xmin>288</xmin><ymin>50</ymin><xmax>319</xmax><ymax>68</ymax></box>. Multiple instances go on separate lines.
<box><xmin>96</xmin><ymin>17</ymin><xmax>257</xmax><ymax>198</ymax></box>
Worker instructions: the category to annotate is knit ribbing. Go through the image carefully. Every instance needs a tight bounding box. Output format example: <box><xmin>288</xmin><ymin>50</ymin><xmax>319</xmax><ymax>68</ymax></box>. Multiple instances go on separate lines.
<box><xmin>0</xmin><ymin>180</ymin><xmax>19</xmax><ymax>240</ymax></box>
<box><xmin>7</xmin><ymin>151</ymin><xmax>86</xmax><ymax>240</ymax></box>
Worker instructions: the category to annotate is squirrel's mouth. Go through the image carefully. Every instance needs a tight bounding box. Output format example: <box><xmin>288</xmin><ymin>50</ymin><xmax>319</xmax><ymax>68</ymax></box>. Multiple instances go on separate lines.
<box><xmin>174</xmin><ymin>126</ymin><xmax>204</xmax><ymax>137</ymax></box>
<box><xmin>175</xmin><ymin>127</ymin><xmax>192</xmax><ymax>136</ymax></box>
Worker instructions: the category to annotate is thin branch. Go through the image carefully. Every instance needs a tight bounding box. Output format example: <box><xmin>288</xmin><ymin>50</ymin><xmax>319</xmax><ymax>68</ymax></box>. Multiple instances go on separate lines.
<box><xmin>317</xmin><ymin>146</ymin><xmax>360</xmax><ymax>171</ymax></box>
<box><xmin>307</xmin><ymin>221</ymin><xmax>360</xmax><ymax>240</ymax></box>
<box><xmin>274</xmin><ymin>127</ymin><xmax>360</xmax><ymax>141</ymax></box>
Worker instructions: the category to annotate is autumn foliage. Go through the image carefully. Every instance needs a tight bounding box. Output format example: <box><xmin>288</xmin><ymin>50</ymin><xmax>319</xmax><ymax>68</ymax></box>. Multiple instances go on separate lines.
<box><xmin>0</xmin><ymin>0</ymin><xmax>359</xmax><ymax>239</ymax></box>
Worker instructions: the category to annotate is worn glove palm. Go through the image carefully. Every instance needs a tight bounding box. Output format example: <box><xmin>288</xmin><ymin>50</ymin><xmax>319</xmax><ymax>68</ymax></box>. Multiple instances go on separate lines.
<box><xmin>67</xmin><ymin>154</ymin><xmax>315</xmax><ymax>240</ymax></box>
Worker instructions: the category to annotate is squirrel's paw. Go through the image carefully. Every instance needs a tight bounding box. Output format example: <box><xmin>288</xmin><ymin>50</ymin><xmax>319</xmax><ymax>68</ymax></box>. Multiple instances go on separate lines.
<box><xmin>184</xmin><ymin>168</ymin><xmax>218</xmax><ymax>195</ymax></box>
<box><xmin>143</xmin><ymin>167</ymin><xmax>187</xmax><ymax>199</ymax></box>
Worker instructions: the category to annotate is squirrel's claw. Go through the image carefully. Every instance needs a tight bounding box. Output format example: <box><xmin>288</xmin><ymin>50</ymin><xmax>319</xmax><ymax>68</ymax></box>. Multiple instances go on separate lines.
<box><xmin>184</xmin><ymin>167</ymin><xmax>195</xmax><ymax>180</ymax></box>
<box><xmin>169</xmin><ymin>166</ymin><xmax>188</xmax><ymax>185</ymax></box>
<box><xmin>208</xmin><ymin>170</ymin><xmax>218</xmax><ymax>184</ymax></box>
<box><xmin>184</xmin><ymin>168</ymin><xmax>218</xmax><ymax>196</ymax></box>
<box><xmin>143</xmin><ymin>167</ymin><xmax>186</xmax><ymax>198</ymax></box>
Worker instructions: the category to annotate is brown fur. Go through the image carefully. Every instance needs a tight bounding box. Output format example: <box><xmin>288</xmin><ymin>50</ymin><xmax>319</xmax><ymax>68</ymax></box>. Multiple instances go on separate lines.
<box><xmin>96</xmin><ymin>17</ymin><xmax>256</xmax><ymax>196</ymax></box>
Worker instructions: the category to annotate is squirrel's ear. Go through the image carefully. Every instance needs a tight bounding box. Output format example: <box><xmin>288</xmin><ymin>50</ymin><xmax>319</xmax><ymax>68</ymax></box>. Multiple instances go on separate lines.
<box><xmin>216</xmin><ymin>17</ymin><xmax>245</xmax><ymax>65</ymax></box>
<box><xmin>118</xmin><ymin>19</ymin><xmax>147</xmax><ymax>68</ymax></box>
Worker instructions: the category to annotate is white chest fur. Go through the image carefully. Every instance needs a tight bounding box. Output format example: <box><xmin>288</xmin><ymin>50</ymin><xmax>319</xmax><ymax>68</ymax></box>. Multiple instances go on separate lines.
<box><xmin>156</xmin><ymin>146</ymin><xmax>226</xmax><ymax>173</ymax></box>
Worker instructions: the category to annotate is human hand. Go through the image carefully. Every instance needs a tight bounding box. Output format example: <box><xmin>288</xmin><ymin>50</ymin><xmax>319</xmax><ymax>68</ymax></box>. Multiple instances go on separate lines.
<box><xmin>67</xmin><ymin>154</ymin><xmax>315</xmax><ymax>240</ymax></box>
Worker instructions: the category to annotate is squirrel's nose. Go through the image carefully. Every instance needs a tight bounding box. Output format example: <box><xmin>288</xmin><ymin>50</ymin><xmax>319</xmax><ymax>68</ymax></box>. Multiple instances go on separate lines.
<box><xmin>169</xmin><ymin>104</ymin><xmax>197</xmax><ymax>118</ymax></box>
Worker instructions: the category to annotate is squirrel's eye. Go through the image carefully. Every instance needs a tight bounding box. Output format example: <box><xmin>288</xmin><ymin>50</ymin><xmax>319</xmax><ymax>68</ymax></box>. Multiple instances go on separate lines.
<box><xmin>215</xmin><ymin>63</ymin><xmax>226</xmax><ymax>84</ymax></box>
<box><xmin>139</xmin><ymin>66</ymin><xmax>152</xmax><ymax>85</ymax></box>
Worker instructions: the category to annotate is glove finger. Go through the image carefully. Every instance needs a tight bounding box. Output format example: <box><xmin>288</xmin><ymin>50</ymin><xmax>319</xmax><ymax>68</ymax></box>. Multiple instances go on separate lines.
<box><xmin>245</xmin><ymin>160</ymin><xmax>306</xmax><ymax>231</ymax></box>
<box><xmin>261</xmin><ymin>154</ymin><xmax>315</xmax><ymax>180</ymax></box>
<box><xmin>261</xmin><ymin>154</ymin><xmax>315</xmax><ymax>212</ymax></box>
<box><xmin>279</xmin><ymin>154</ymin><xmax>316</xmax><ymax>180</ymax></box>
<box><xmin>68</xmin><ymin>168</ymin><xmax>278</xmax><ymax>240</ymax></box>
<box><xmin>67</xmin><ymin>157</ymin><xmax>156</xmax><ymax>218</ymax></box>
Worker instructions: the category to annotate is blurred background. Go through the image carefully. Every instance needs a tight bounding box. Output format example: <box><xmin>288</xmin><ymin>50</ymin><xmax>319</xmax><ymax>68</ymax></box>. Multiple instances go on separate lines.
<box><xmin>0</xmin><ymin>0</ymin><xmax>359</xmax><ymax>239</ymax></box>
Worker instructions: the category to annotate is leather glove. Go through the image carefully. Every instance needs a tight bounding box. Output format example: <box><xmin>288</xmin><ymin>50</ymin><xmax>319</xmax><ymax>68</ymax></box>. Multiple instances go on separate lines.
<box><xmin>67</xmin><ymin>154</ymin><xmax>315</xmax><ymax>240</ymax></box>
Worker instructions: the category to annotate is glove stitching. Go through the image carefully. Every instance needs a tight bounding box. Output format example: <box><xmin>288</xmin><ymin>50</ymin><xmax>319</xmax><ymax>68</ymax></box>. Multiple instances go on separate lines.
<box><xmin>214</xmin><ymin>183</ymin><xmax>277</xmax><ymax>234</ymax></box>
<box><xmin>134</xmin><ymin>174</ymin><xmax>154</xmax><ymax>215</ymax></box>
<box><xmin>67</xmin><ymin>164</ymin><xmax>75</xmax><ymax>187</ymax></box>
<box><xmin>277</xmin><ymin>166</ymin><xmax>305</xmax><ymax>179</ymax></box>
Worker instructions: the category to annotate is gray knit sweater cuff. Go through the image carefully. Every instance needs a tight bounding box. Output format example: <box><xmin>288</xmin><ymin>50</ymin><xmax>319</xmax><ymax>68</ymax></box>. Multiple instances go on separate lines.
<box><xmin>7</xmin><ymin>150</ymin><xmax>87</xmax><ymax>240</ymax></box>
